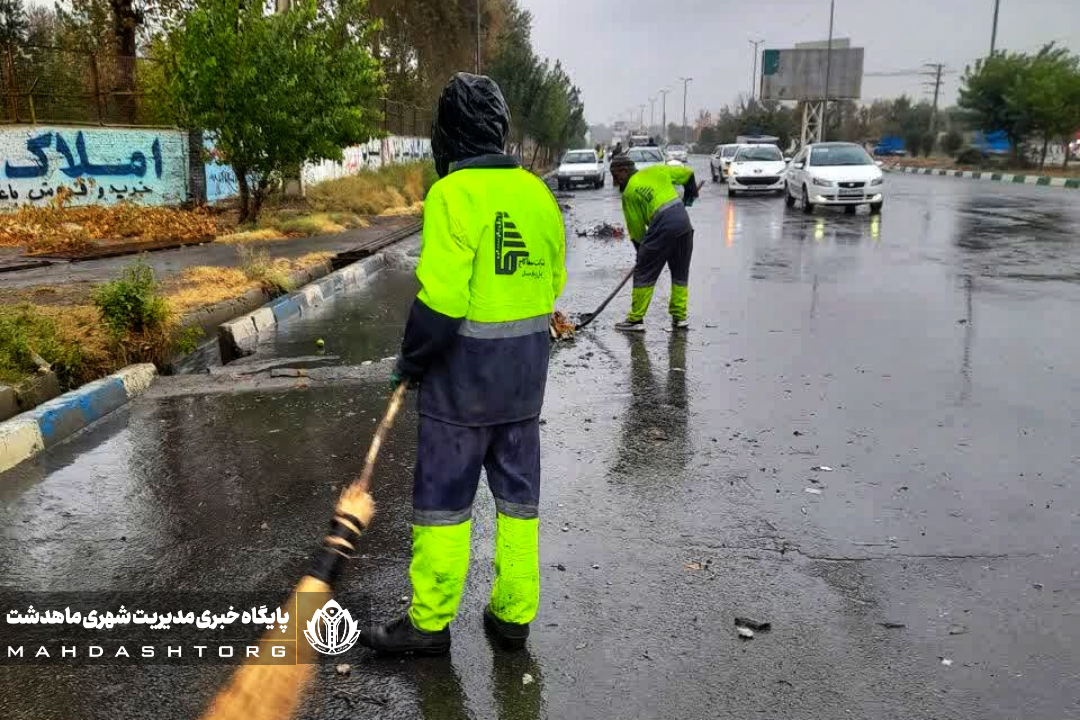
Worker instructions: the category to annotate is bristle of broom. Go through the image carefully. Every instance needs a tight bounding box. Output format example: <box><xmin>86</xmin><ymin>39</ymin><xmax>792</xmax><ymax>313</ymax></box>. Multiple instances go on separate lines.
<box><xmin>200</xmin><ymin>576</ymin><xmax>329</xmax><ymax>720</ymax></box>
<box><xmin>336</xmin><ymin>484</ymin><xmax>375</xmax><ymax>528</ymax></box>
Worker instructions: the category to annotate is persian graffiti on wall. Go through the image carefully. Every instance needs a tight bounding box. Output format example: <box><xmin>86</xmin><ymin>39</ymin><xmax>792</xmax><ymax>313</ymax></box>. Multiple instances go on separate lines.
<box><xmin>300</xmin><ymin>136</ymin><xmax>432</xmax><ymax>187</ymax></box>
<box><xmin>0</xmin><ymin>127</ymin><xmax>189</xmax><ymax>209</ymax></box>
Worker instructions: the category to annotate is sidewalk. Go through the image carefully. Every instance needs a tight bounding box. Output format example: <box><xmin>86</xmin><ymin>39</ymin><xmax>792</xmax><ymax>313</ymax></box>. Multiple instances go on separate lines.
<box><xmin>0</xmin><ymin>215</ymin><xmax>418</xmax><ymax>302</ymax></box>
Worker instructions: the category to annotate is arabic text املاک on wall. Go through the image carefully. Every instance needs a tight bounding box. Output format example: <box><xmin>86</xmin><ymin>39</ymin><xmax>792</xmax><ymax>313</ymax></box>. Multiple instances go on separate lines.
<box><xmin>0</xmin><ymin>126</ymin><xmax>190</xmax><ymax>209</ymax></box>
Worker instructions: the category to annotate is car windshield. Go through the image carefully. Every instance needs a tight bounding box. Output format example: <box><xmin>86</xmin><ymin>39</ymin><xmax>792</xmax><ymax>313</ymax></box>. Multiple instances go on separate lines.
<box><xmin>721</xmin><ymin>146</ymin><xmax>739</xmax><ymax>158</ymax></box>
<box><xmin>628</xmin><ymin>148</ymin><xmax>663</xmax><ymax>163</ymax></box>
<box><xmin>810</xmin><ymin>145</ymin><xmax>873</xmax><ymax>166</ymax></box>
<box><xmin>736</xmin><ymin>146</ymin><xmax>783</xmax><ymax>162</ymax></box>
<box><xmin>563</xmin><ymin>152</ymin><xmax>595</xmax><ymax>164</ymax></box>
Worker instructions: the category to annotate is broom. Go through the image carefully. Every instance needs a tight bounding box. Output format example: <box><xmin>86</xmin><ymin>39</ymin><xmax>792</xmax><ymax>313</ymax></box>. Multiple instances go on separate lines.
<box><xmin>200</xmin><ymin>383</ymin><xmax>409</xmax><ymax>720</ymax></box>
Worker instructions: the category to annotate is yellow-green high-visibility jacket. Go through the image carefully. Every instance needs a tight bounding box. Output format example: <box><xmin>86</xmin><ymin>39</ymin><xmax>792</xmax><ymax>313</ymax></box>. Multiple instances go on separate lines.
<box><xmin>397</xmin><ymin>154</ymin><xmax>567</xmax><ymax>426</ymax></box>
<box><xmin>622</xmin><ymin>164</ymin><xmax>698</xmax><ymax>242</ymax></box>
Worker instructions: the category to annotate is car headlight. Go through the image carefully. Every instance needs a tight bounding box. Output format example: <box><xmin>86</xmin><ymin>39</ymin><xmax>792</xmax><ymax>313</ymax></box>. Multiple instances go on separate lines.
<box><xmin>871</xmin><ymin>177</ymin><xmax>884</xmax><ymax>186</ymax></box>
<box><xmin>811</xmin><ymin>177</ymin><xmax>835</xmax><ymax>187</ymax></box>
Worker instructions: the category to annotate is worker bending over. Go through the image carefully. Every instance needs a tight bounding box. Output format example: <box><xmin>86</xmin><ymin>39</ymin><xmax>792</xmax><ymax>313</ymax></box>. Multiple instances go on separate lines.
<box><xmin>608</xmin><ymin>155</ymin><xmax>698</xmax><ymax>331</ymax></box>
<box><xmin>360</xmin><ymin>73</ymin><xmax>567</xmax><ymax>655</ymax></box>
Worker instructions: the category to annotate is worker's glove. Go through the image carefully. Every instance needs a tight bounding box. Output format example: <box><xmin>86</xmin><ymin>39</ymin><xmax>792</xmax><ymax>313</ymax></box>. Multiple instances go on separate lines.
<box><xmin>683</xmin><ymin>195</ymin><xmax>696</xmax><ymax>208</ymax></box>
<box><xmin>389</xmin><ymin>371</ymin><xmax>419</xmax><ymax>390</ymax></box>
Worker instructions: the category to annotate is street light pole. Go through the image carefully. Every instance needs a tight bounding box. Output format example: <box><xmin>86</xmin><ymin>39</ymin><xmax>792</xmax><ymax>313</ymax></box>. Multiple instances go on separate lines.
<box><xmin>678</xmin><ymin>77</ymin><xmax>692</xmax><ymax>145</ymax></box>
<box><xmin>821</xmin><ymin>0</ymin><xmax>835</xmax><ymax>141</ymax></box>
<box><xmin>749</xmin><ymin>39</ymin><xmax>765</xmax><ymax>101</ymax></box>
<box><xmin>649</xmin><ymin>97</ymin><xmax>656</xmax><ymax>137</ymax></box>
<box><xmin>659</xmin><ymin>88</ymin><xmax>671</xmax><ymax>144</ymax></box>
<box><xmin>989</xmin><ymin>0</ymin><xmax>1000</xmax><ymax>55</ymax></box>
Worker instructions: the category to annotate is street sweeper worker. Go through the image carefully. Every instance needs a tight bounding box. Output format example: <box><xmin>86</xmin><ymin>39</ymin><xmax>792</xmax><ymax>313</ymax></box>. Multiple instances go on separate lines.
<box><xmin>361</xmin><ymin>72</ymin><xmax>567</xmax><ymax>655</ymax></box>
<box><xmin>608</xmin><ymin>154</ymin><xmax>698</xmax><ymax>332</ymax></box>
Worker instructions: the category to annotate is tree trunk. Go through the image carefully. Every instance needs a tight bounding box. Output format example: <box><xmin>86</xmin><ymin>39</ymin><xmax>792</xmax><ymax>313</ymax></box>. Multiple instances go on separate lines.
<box><xmin>108</xmin><ymin>0</ymin><xmax>140</xmax><ymax>124</ymax></box>
<box><xmin>251</xmin><ymin>179</ymin><xmax>265</xmax><ymax>223</ymax></box>
<box><xmin>1039</xmin><ymin>138</ymin><xmax>1049</xmax><ymax>169</ymax></box>
<box><xmin>1064</xmin><ymin>142</ymin><xmax>1071</xmax><ymax>170</ymax></box>
<box><xmin>236</xmin><ymin>165</ymin><xmax>251</xmax><ymax>224</ymax></box>
<box><xmin>529</xmin><ymin>143</ymin><xmax>540</xmax><ymax>171</ymax></box>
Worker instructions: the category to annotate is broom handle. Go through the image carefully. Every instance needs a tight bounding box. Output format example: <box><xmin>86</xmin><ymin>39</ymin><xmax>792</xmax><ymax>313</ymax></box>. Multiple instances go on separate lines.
<box><xmin>579</xmin><ymin>266</ymin><xmax>635</xmax><ymax>330</ymax></box>
<box><xmin>353</xmin><ymin>383</ymin><xmax>409</xmax><ymax>494</ymax></box>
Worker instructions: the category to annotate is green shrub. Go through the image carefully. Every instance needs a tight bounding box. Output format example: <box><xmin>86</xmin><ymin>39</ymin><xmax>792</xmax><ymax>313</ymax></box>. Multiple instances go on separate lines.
<box><xmin>92</xmin><ymin>260</ymin><xmax>170</xmax><ymax>337</ymax></box>
<box><xmin>942</xmin><ymin>131</ymin><xmax>964</xmax><ymax>157</ymax></box>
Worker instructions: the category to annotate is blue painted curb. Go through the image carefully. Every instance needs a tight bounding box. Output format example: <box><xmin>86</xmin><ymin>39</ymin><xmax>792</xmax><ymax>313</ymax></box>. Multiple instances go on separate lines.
<box><xmin>0</xmin><ymin>364</ymin><xmax>157</xmax><ymax>474</ymax></box>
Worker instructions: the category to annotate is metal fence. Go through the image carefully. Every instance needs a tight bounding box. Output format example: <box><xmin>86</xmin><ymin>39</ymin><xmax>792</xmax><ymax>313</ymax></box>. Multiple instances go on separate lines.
<box><xmin>2</xmin><ymin>45</ymin><xmax>165</xmax><ymax>126</ymax></box>
<box><xmin>3</xmin><ymin>44</ymin><xmax>431</xmax><ymax>137</ymax></box>
<box><xmin>380</xmin><ymin>98</ymin><xmax>432</xmax><ymax>138</ymax></box>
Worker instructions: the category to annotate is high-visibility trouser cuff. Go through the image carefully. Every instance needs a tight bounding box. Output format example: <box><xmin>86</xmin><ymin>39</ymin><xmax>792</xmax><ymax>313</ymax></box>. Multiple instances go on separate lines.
<box><xmin>627</xmin><ymin>285</ymin><xmax>656</xmax><ymax>322</ymax></box>
<box><xmin>489</xmin><ymin>513</ymin><xmax>540</xmax><ymax>625</ymax></box>
<box><xmin>408</xmin><ymin>521</ymin><xmax>472</xmax><ymax>632</ymax></box>
<box><xmin>669</xmin><ymin>282</ymin><xmax>689</xmax><ymax>321</ymax></box>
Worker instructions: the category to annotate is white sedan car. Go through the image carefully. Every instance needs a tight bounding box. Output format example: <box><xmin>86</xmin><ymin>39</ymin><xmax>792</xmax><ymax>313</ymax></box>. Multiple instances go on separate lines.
<box><xmin>625</xmin><ymin>146</ymin><xmax>665</xmax><ymax>170</ymax></box>
<box><xmin>727</xmin><ymin>144</ymin><xmax>787</xmax><ymax>196</ymax></box>
<box><xmin>785</xmin><ymin>142</ymin><xmax>884</xmax><ymax>214</ymax></box>
<box><xmin>557</xmin><ymin>149</ymin><xmax>605</xmax><ymax>190</ymax></box>
<box><xmin>665</xmin><ymin>144</ymin><xmax>689</xmax><ymax>163</ymax></box>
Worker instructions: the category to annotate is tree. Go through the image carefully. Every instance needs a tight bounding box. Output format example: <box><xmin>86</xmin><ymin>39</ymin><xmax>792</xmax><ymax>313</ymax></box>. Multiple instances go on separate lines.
<box><xmin>942</xmin><ymin>130</ymin><xmax>964</xmax><ymax>157</ymax></box>
<box><xmin>1012</xmin><ymin>43</ymin><xmax>1080</xmax><ymax>168</ymax></box>
<box><xmin>959</xmin><ymin>51</ymin><xmax>1033</xmax><ymax>164</ymax></box>
<box><xmin>165</xmin><ymin>0</ymin><xmax>383</xmax><ymax>221</ymax></box>
<box><xmin>0</xmin><ymin>0</ymin><xmax>28</xmax><ymax>46</ymax></box>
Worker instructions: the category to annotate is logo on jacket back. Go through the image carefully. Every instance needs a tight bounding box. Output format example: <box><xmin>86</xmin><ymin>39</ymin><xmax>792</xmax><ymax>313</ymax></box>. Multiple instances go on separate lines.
<box><xmin>494</xmin><ymin>211</ymin><xmax>530</xmax><ymax>275</ymax></box>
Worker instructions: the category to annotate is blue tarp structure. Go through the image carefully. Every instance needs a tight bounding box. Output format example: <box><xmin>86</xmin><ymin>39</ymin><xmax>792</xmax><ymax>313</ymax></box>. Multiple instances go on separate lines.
<box><xmin>873</xmin><ymin>136</ymin><xmax>905</xmax><ymax>156</ymax></box>
<box><xmin>973</xmin><ymin>130</ymin><xmax>1011</xmax><ymax>155</ymax></box>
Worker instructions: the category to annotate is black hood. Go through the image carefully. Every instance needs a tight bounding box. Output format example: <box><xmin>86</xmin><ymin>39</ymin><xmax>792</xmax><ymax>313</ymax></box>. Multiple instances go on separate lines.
<box><xmin>431</xmin><ymin>73</ymin><xmax>511</xmax><ymax>177</ymax></box>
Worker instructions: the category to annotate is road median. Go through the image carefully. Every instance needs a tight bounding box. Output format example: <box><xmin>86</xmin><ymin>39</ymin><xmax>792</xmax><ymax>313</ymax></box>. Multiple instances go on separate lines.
<box><xmin>887</xmin><ymin>164</ymin><xmax>1080</xmax><ymax>189</ymax></box>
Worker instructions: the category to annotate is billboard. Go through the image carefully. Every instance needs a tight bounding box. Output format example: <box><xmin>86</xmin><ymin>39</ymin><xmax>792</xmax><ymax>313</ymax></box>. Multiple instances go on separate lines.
<box><xmin>760</xmin><ymin>47</ymin><xmax>864</xmax><ymax>101</ymax></box>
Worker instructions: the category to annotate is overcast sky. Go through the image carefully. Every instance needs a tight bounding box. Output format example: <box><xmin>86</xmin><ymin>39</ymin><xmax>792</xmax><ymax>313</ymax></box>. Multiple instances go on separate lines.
<box><xmin>519</xmin><ymin>0</ymin><xmax>1080</xmax><ymax>125</ymax></box>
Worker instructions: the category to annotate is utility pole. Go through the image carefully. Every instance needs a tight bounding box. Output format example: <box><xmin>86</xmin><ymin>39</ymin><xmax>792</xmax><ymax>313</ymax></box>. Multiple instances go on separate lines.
<box><xmin>659</xmin><ymin>88</ymin><xmax>671</xmax><ymax>144</ymax></box>
<box><xmin>989</xmin><ymin>0</ymin><xmax>1000</xmax><ymax>55</ymax></box>
<box><xmin>649</xmin><ymin>97</ymin><xmax>657</xmax><ymax>137</ymax></box>
<box><xmin>678</xmin><ymin>77</ymin><xmax>692</xmax><ymax>145</ymax></box>
<box><xmin>821</xmin><ymin>0</ymin><xmax>835</xmax><ymax>141</ymax></box>
<box><xmin>922</xmin><ymin>62</ymin><xmax>945</xmax><ymax>135</ymax></box>
<box><xmin>475</xmin><ymin>0</ymin><xmax>482</xmax><ymax>74</ymax></box>
<box><xmin>748</xmin><ymin>39</ymin><xmax>765</xmax><ymax>102</ymax></box>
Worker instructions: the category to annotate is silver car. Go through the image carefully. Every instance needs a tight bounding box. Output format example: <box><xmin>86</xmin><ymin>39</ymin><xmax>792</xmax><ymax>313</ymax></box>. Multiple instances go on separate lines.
<box><xmin>710</xmin><ymin>143</ymin><xmax>742</xmax><ymax>183</ymax></box>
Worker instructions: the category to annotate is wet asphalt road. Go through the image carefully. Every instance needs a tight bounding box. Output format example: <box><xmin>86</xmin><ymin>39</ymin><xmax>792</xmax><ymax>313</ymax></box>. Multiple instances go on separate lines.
<box><xmin>1</xmin><ymin>159</ymin><xmax>1079</xmax><ymax>719</ymax></box>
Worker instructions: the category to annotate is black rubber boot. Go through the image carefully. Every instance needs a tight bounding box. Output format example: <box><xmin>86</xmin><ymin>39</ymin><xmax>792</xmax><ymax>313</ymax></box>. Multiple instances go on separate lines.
<box><xmin>359</xmin><ymin>615</ymin><xmax>451</xmax><ymax>656</ymax></box>
<box><xmin>483</xmin><ymin>605</ymin><xmax>529</xmax><ymax>650</ymax></box>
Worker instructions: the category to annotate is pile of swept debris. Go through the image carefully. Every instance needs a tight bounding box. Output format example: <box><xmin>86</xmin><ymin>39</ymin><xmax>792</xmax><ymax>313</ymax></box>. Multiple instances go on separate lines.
<box><xmin>575</xmin><ymin>222</ymin><xmax>625</xmax><ymax>239</ymax></box>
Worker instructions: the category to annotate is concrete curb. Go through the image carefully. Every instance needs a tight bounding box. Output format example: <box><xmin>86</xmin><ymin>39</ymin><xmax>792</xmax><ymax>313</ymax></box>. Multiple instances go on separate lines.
<box><xmin>886</xmin><ymin>164</ymin><xmax>1080</xmax><ymax>189</ymax></box>
<box><xmin>0</xmin><ymin>364</ymin><xmax>157</xmax><ymax>474</ymax></box>
<box><xmin>218</xmin><ymin>235</ymin><xmax>419</xmax><ymax>363</ymax></box>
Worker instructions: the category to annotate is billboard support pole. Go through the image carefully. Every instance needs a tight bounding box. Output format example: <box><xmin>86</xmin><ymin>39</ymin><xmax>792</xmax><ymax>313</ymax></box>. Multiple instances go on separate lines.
<box><xmin>822</xmin><ymin>0</ymin><xmax>835</xmax><ymax>141</ymax></box>
<box><xmin>801</xmin><ymin>100</ymin><xmax>824</xmax><ymax>148</ymax></box>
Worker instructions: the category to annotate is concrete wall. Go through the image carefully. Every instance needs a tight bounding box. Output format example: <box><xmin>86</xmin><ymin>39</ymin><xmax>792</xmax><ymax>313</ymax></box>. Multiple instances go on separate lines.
<box><xmin>0</xmin><ymin>126</ymin><xmax>429</xmax><ymax>209</ymax></box>
<box><xmin>0</xmin><ymin>126</ymin><xmax>190</xmax><ymax>209</ymax></box>
<box><xmin>301</xmin><ymin>136</ymin><xmax>432</xmax><ymax>188</ymax></box>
